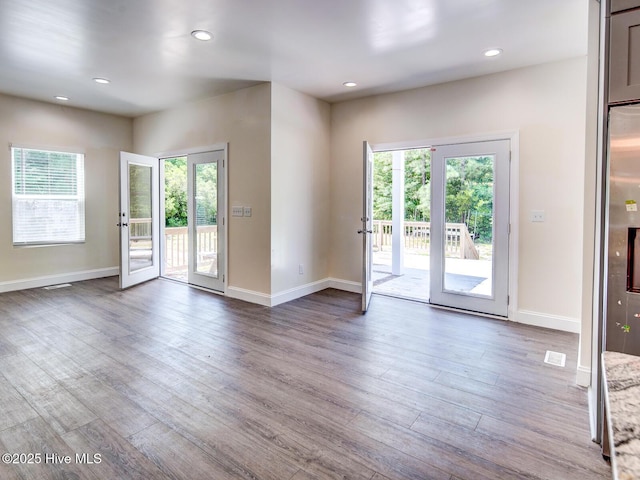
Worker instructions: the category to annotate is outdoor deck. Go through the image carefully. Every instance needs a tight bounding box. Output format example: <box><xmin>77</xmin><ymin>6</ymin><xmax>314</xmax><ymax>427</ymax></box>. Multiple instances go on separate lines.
<box><xmin>159</xmin><ymin>221</ymin><xmax>491</xmax><ymax>302</ymax></box>
<box><xmin>373</xmin><ymin>251</ymin><xmax>492</xmax><ymax>302</ymax></box>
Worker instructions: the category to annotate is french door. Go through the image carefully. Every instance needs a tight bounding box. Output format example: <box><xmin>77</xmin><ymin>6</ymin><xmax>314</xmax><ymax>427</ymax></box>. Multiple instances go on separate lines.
<box><xmin>119</xmin><ymin>152</ymin><xmax>160</xmax><ymax>289</ymax></box>
<box><xmin>361</xmin><ymin>141</ymin><xmax>374</xmax><ymax>312</ymax></box>
<box><xmin>430</xmin><ymin>139</ymin><xmax>510</xmax><ymax>316</ymax></box>
<box><xmin>187</xmin><ymin>150</ymin><xmax>225</xmax><ymax>291</ymax></box>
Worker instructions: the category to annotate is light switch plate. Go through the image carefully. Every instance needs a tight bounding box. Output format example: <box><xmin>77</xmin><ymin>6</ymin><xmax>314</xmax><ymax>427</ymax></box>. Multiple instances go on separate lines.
<box><xmin>243</xmin><ymin>207</ymin><xmax>252</xmax><ymax>217</ymax></box>
<box><xmin>232</xmin><ymin>206</ymin><xmax>244</xmax><ymax>217</ymax></box>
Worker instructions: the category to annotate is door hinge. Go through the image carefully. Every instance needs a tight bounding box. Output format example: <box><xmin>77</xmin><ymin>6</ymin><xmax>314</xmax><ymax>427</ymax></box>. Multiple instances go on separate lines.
<box><xmin>223</xmin><ymin>274</ymin><xmax>225</xmax><ymax>282</ymax></box>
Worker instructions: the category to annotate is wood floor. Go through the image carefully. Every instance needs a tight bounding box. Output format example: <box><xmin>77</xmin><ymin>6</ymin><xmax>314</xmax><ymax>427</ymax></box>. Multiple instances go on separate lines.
<box><xmin>0</xmin><ymin>277</ymin><xmax>609</xmax><ymax>479</ymax></box>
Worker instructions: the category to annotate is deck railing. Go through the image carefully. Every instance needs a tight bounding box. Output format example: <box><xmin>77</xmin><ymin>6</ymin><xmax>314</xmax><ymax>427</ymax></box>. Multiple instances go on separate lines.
<box><xmin>164</xmin><ymin>226</ymin><xmax>218</xmax><ymax>269</ymax></box>
<box><xmin>127</xmin><ymin>220</ymin><xmax>218</xmax><ymax>271</ymax></box>
<box><xmin>372</xmin><ymin>220</ymin><xmax>479</xmax><ymax>259</ymax></box>
<box><xmin>133</xmin><ymin>219</ymin><xmax>477</xmax><ymax>267</ymax></box>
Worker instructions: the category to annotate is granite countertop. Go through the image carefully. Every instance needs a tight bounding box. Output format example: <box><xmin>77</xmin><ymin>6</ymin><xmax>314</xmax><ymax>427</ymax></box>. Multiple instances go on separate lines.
<box><xmin>603</xmin><ymin>351</ymin><xmax>640</xmax><ymax>480</ymax></box>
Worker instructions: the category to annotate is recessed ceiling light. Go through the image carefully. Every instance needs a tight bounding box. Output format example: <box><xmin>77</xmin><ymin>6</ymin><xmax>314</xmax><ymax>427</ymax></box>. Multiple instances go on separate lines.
<box><xmin>54</xmin><ymin>96</ymin><xmax>69</xmax><ymax>101</ymax></box>
<box><xmin>484</xmin><ymin>48</ymin><xmax>503</xmax><ymax>57</ymax></box>
<box><xmin>343</xmin><ymin>82</ymin><xmax>357</xmax><ymax>87</ymax></box>
<box><xmin>93</xmin><ymin>77</ymin><xmax>110</xmax><ymax>84</ymax></box>
<box><xmin>191</xmin><ymin>30</ymin><xmax>213</xmax><ymax>41</ymax></box>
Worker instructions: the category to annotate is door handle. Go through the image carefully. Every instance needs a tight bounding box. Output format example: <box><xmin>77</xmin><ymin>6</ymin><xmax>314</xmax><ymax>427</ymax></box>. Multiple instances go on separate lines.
<box><xmin>116</xmin><ymin>223</ymin><xmax>129</xmax><ymax>227</ymax></box>
<box><xmin>357</xmin><ymin>229</ymin><xmax>372</xmax><ymax>234</ymax></box>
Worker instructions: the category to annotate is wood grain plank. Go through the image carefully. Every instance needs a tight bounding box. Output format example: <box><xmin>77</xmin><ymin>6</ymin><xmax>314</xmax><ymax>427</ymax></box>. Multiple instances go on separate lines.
<box><xmin>89</xmin><ymin>361</ymin><xmax>301</xmax><ymax>480</ymax></box>
<box><xmin>475</xmin><ymin>414</ymin><xmax>611</xmax><ymax>478</ymax></box>
<box><xmin>410</xmin><ymin>412</ymin><xmax>603</xmax><ymax>480</ymax></box>
<box><xmin>0</xmin><ymin>372</ymin><xmax>41</xmax><ymax>431</ymax></box>
<box><xmin>129</xmin><ymin>422</ymin><xmax>240</xmax><ymax>480</ymax></box>
<box><xmin>219</xmin><ymin>381</ymin><xmax>450</xmax><ymax>480</ymax></box>
<box><xmin>62</xmin><ymin>374</ymin><xmax>159</xmax><ymax>438</ymax></box>
<box><xmin>0</xmin><ymin>353</ymin><xmax>97</xmax><ymax>435</ymax></box>
<box><xmin>0</xmin><ymin>278</ymin><xmax>609</xmax><ymax>480</ymax></box>
<box><xmin>0</xmin><ymin>417</ymin><xmax>101</xmax><ymax>480</ymax></box>
<box><xmin>351</xmin><ymin>411</ymin><xmax>518</xmax><ymax>480</ymax></box>
<box><xmin>62</xmin><ymin>419</ymin><xmax>169</xmax><ymax>480</ymax></box>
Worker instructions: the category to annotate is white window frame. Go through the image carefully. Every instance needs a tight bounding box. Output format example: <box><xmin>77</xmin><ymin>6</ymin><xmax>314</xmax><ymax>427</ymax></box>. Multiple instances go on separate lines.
<box><xmin>11</xmin><ymin>146</ymin><xmax>86</xmax><ymax>246</ymax></box>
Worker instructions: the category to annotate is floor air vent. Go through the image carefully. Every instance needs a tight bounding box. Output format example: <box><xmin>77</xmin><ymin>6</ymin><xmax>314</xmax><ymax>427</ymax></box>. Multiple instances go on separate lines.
<box><xmin>43</xmin><ymin>283</ymin><xmax>72</xmax><ymax>290</ymax></box>
<box><xmin>544</xmin><ymin>350</ymin><xmax>566</xmax><ymax>367</ymax></box>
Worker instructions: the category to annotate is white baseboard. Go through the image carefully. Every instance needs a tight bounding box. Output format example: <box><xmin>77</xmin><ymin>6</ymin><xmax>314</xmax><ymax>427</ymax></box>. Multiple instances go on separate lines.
<box><xmin>226</xmin><ymin>286</ymin><xmax>272</xmax><ymax>306</ymax></box>
<box><xmin>576</xmin><ymin>365</ymin><xmax>591</xmax><ymax>388</ymax></box>
<box><xmin>514</xmin><ymin>309</ymin><xmax>581</xmax><ymax>333</ymax></box>
<box><xmin>326</xmin><ymin>278</ymin><xmax>361</xmax><ymax>294</ymax></box>
<box><xmin>226</xmin><ymin>277</ymin><xmax>361</xmax><ymax>307</ymax></box>
<box><xmin>0</xmin><ymin>267</ymin><xmax>119</xmax><ymax>293</ymax></box>
<box><xmin>270</xmin><ymin>279</ymin><xmax>332</xmax><ymax>307</ymax></box>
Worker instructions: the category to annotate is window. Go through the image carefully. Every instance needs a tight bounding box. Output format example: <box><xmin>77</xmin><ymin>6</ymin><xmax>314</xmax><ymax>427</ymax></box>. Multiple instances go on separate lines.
<box><xmin>11</xmin><ymin>147</ymin><xmax>85</xmax><ymax>245</ymax></box>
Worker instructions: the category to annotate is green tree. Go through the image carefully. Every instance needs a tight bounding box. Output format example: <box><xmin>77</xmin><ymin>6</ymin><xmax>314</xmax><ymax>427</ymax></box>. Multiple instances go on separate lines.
<box><xmin>373</xmin><ymin>152</ymin><xmax>392</xmax><ymax>220</ymax></box>
<box><xmin>372</xmin><ymin>150</ymin><xmax>494</xmax><ymax>243</ymax></box>
<box><xmin>194</xmin><ymin>163</ymin><xmax>218</xmax><ymax>225</ymax></box>
<box><xmin>404</xmin><ymin>149</ymin><xmax>430</xmax><ymax>221</ymax></box>
<box><xmin>164</xmin><ymin>157</ymin><xmax>187</xmax><ymax>227</ymax></box>
<box><xmin>444</xmin><ymin>156</ymin><xmax>493</xmax><ymax>242</ymax></box>
<box><xmin>373</xmin><ymin>149</ymin><xmax>431</xmax><ymax>221</ymax></box>
<box><xmin>163</xmin><ymin>157</ymin><xmax>218</xmax><ymax>227</ymax></box>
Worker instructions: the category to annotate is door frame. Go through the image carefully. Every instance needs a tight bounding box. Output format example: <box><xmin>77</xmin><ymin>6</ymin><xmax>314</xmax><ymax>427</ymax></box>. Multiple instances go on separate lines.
<box><xmin>370</xmin><ymin>131</ymin><xmax>519</xmax><ymax>319</ymax></box>
<box><xmin>156</xmin><ymin>143</ymin><xmax>229</xmax><ymax>295</ymax></box>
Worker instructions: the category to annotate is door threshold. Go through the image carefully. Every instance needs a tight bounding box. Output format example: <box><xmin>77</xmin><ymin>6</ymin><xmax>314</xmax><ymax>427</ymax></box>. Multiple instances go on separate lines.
<box><xmin>428</xmin><ymin>302</ymin><xmax>508</xmax><ymax>321</ymax></box>
<box><xmin>159</xmin><ymin>276</ymin><xmax>224</xmax><ymax>296</ymax></box>
<box><xmin>373</xmin><ymin>291</ymin><xmax>508</xmax><ymax>320</ymax></box>
<box><xmin>373</xmin><ymin>291</ymin><xmax>429</xmax><ymax>305</ymax></box>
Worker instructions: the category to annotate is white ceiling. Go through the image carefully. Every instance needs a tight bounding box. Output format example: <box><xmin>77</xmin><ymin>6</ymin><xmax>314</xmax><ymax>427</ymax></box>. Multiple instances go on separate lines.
<box><xmin>0</xmin><ymin>0</ymin><xmax>589</xmax><ymax>117</ymax></box>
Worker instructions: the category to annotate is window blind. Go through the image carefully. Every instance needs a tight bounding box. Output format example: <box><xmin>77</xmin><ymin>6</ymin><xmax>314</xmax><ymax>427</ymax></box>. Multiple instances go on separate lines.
<box><xmin>12</xmin><ymin>147</ymin><xmax>85</xmax><ymax>245</ymax></box>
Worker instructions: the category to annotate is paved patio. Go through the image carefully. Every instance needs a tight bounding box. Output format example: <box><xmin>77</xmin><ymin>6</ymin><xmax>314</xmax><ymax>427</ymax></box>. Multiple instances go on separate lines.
<box><xmin>373</xmin><ymin>251</ymin><xmax>492</xmax><ymax>302</ymax></box>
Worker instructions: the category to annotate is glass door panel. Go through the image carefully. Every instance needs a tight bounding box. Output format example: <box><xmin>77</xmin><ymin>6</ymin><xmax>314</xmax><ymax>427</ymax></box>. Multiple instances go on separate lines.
<box><xmin>187</xmin><ymin>149</ymin><xmax>225</xmax><ymax>292</ymax></box>
<box><xmin>119</xmin><ymin>152</ymin><xmax>159</xmax><ymax>289</ymax></box>
<box><xmin>443</xmin><ymin>155</ymin><xmax>494</xmax><ymax>296</ymax></box>
<box><xmin>195</xmin><ymin>162</ymin><xmax>219</xmax><ymax>277</ymax></box>
<box><xmin>128</xmin><ymin>164</ymin><xmax>153</xmax><ymax>273</ymax></box>
<box><xmin>161</xmin><ymin>157</ymin><xmax>188</xmax><ymax>282</ymax></box>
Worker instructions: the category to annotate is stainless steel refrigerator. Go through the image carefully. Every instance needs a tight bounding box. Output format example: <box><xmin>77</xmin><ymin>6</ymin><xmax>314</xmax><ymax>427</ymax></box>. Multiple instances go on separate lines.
<box><xmin>606</xmin><ymin>104</ymin><xmax>640</xmax><ymax>354</ymax></box>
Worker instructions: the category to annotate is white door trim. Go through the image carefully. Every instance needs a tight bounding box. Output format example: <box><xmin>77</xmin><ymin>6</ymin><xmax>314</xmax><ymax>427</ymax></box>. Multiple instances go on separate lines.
<box><xmin>154</xmin><ymin>143</ymin><xmax>229</xmax><ymax>159</ymax></box>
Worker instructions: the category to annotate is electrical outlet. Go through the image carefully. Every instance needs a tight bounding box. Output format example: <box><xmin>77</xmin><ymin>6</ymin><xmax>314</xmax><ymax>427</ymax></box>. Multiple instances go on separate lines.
<box><xmin>531</xmin><ymin>210</ymin><xmax>545</xmax><ymax>222</ymax></box>
<box><xmin>243</xmin><ymin>207</ymin><xmax>252</xmax><ymax>217</ymax></box>
<box><xmin>232</xmin><ymin>206</ymin><xmax>244</xmax><ymax>217</ymax></box>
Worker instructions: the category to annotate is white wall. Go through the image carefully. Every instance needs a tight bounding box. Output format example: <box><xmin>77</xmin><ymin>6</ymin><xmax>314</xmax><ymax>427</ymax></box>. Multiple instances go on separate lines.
<box><xmin>330</xmin><ymin>58</ymin><xmax>589</xmax><ymax>332</ymax></box>
<box><xmin>0</xmin><ymin>94</ymin><xmax>132</xmax><ymax>290</ymax></box>
<box><xmin>133</xmin><ymin>84</ymin><xmax>272</xmax><ymax>296</ymax></box>
<box><xmin>270</xmin><ymin>84</ymin><xmax>331</xmax><ymax>299</ymax></box>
